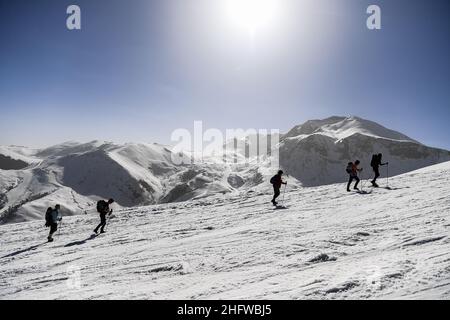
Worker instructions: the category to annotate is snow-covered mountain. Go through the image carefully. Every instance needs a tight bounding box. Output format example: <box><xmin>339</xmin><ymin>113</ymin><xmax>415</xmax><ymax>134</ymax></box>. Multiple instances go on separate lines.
<box><xmin>279</xmin><ymin>116</ymin><xmax>450</xmax><ymax>186</ymax></box>
<box><xmin>1</xmin><ymin>116</ymin><xmax>449</xmax><ymax>224</ymax></box>
<box><xmin>0</xmin><ymin>145</ymin><xmax>39</xmax><ymax>170</ymax></box>
<box><xmin>0</xmin><ymin>141</ymin><xmax>264</xmax><ymax>224</ymax></box>
<box><xmin>1</xmin><ymin>161</ymin><xmax>449</xmax><ymax>299</ymax></box>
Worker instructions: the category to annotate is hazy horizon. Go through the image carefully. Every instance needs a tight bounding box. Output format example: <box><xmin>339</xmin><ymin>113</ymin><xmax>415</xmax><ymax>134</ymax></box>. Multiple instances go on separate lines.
<box><xmin>1</xmin><ymin>0</ymin><xmax>449</xmax><ymax>150</ymax></box>
<box><xmin>2</xmin><ymin>114</ymin><xmax>448</xmax><ymax>152</ymax></box>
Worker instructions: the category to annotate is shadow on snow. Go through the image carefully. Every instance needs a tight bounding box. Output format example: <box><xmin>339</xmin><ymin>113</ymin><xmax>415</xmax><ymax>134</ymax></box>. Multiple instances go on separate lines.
<box><xmin>1</xmin><ymin>242</ymin><xmax>47</xmax><ymax>259</ymax></box>
<box><xmin>64</xmin><ymin>233</ymin><xmax>99</xmax><ymax>247</ymax></box>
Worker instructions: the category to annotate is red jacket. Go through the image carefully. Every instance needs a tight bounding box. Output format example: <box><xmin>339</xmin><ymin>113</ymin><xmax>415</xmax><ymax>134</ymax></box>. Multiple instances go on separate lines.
<box><xmin>351</xmin><ymin>163</ymin><xmax>361</xmax><ymax>176</ymax></box>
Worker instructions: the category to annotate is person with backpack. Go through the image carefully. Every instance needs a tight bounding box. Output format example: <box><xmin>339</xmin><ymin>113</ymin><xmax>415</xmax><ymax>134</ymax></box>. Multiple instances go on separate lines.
<box><xmin>94</xmin><ymin>198</ymin><xmax>115</xmax><ymax>234</ymax></box>
<box><xmin>270</xmin><ymin>170</ymin><xmax>287</xmax><ymax>206</ymax></box>
<box><xmin>45</xmin><ymin>204</ymin><xmax>62</xmax><ymax>242</ymax></box>
<box><xmin>346</xmin><ymin>160</ymin><xmax>363</xmax><ymax>192</ymax></box>
<box><xmin>370</xmin><ymin>153</ymin><xmax>388</xmax><ymax>187</ymax></box>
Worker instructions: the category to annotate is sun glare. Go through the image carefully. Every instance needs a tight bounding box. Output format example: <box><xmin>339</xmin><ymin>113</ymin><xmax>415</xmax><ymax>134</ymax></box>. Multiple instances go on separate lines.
<box><xmin>224</xmin><ymin>0</ymin><xmax>281</xmax><ymax>35</ymax></box>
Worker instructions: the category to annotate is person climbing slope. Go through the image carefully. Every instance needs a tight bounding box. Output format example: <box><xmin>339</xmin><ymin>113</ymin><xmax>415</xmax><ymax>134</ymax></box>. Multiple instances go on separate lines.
<box><xmin>45</xmin><ymin>204</ymin><xmax>62</xmax><ymax>242</ymax></box>
<box><xmin>370</xmin><ymin>153</ymin><xmax>388</xmax><ymax>187</ymax></box>
<box><xmin>94</xmin><ymin>198</ymin><xmax>115</xmax><ymax>234</ymax></box>
<box><xmin>270</xmin><ymin>170</ymin><xmax>287</xmax><ymax>206</ymax></box>
<box><xmin>346</xmin><ymin>160</ymin><xmax>363</xmax><ymax>192</ymax></box>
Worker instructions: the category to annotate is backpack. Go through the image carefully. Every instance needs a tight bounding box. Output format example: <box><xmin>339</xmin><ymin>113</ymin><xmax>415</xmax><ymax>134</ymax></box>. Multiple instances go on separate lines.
<box><xmin>45</xmin><ymin>207</ymin><xmax>53</xmax><ymax>226</ymax></box>
<box><xmin>370</xmin><ymin>154</ymin><xmax>377</xmax><ymax>167</ymax></box>
<box><xmin>270</xmin><ymin>175</ymin><xmax>277</xmax><ymax>185</ymax></box>
<box><xmin>97</xmin><ymin>200</ymin><xmax>108</xmax><ymax>214</ymax></box>
<box><xmin>346</xmin><ymin>162</ymin><xmax>353</xmax><ymax>174</ymax></box>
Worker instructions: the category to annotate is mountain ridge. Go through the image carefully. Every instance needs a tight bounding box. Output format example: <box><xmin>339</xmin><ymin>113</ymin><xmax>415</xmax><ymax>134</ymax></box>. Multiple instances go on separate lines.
<box><xmin>1</xmin><ymin>116</ymin><xmax>449</xmax><ymax>223</ymax></box>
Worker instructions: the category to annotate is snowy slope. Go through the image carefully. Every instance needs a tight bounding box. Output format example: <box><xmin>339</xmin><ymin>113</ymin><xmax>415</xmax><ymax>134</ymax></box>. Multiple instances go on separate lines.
<box><xmin>1</xmin><ymin>115</ymin><xmax>449</xmax><ymax>224</ymax></box>
<box><xmin>284</xmin><ymin>116</ymin><xmax>417</xmax><ymax>142</ymax></box>
<box><xmin>280</xmin><ymin>116</ymin><xmax>450</xmax><ymax>186</ymax></box>
<box><xmin>0</xmin><ymin>141</ymin><xmax>266</xmax><ymax>224</ymax></box>
<box><xmin>0</xmin><ymin>162</ymin><xmax>449</xmax><ymax>299</ymax></box>
<box><xmin>0</xmin><ymin>145</ymin><xmax>39</xmax><ymax>162</ymax></box>
<box><xmin>0</xmin><ymin>146</ymin><xmax>40</xmax><ymax>170</ymax></box>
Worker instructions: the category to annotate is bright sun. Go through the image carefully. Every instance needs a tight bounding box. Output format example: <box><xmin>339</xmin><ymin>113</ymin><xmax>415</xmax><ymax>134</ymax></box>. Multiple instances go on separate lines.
<box><xmin>224</xmin><ymin>0</ymin><xmax>281</xmax><ymax>35</ymax></box>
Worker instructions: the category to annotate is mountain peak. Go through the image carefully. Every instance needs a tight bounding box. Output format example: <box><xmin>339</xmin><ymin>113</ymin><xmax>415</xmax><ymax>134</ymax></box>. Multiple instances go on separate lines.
<box><xmin>284</xmin><ymin>115</ymin><xmax>417</xmax><ymax>143</ymax></box>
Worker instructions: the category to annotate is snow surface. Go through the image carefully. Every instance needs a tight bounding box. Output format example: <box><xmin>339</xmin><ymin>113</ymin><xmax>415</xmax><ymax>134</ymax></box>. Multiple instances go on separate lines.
<box><xmin>1</xmin><ymin>116</ymin><xmax>449</xmax><ymax>224</ymax></box>
<box><xmin>1</xmin><ymin>162</ymin><xmax>449</xmax><ymax>299</ymax></box>
<box><xmin>284</xmin><ymin>116</ymin><xmax>417</xmax><ymax>142</ymax></box>
<box><xmin>0</xmin><ymin>146</ymin><xmax>40</xmax><ymax>170</ymax></box>
<box><xmin>0</xmin><ymin>141</ymin><xmax>267</xmax><ymax>223</ymax></box>
<box><xmin>280</xmin><ymin>116</ymin><xmax>450</xmax><ymax>186</ymax></box>
<box><xmin>0</xmin><ymin>146</ymin><xmax>40</xmax><ymax>163</ymax></box>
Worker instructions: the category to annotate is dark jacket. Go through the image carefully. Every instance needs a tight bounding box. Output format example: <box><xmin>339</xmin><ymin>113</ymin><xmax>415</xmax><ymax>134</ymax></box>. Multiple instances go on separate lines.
<box><xmin>371</xmin><ymin>156</ymin><xmax>387</xmax><ymax>168</ymax></box>
<box><xmin>97</xmin><ymin>200</ymin><xmax>111</xmax><ymax>215</ymax></box>
<box><xmin>271</xmin><ymin>175</ymin><xmax>284</xmax><ymax>189</ymax></box>
<box><xmin>50</xmin><ymin>209</ymin><xmax>62</xmax><ymax>224</ymax></box>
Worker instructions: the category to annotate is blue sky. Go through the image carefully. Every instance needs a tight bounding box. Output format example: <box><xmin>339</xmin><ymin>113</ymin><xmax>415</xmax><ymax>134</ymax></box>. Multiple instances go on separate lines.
<box><xmin>0</xmin><ymin>0</ymin><xmax>449</xmax><ymax>149</ymax></box>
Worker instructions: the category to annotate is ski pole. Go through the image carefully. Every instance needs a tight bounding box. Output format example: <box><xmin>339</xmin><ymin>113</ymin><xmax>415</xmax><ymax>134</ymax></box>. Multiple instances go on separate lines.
<box><xmin>105</xmin><ymin>210</ymin><xmax>113</xmax><ymax>228</ymax></box>
<box><xmin>360</xmin><ymin>169</ymin><xmax>365</xmax><ymax>192</ymax></box>
<box><xmin>387</xmin><ymin>163</ymin><xmax>389</xmax><ymax>188</ymax></box>
<box><xmin>58</xmin><ymin>220</ymin><xmax>63</xmax><ymax>235</ymax></box>
<box><xmin>282</xmin><ymin>174</ymin><xmax>289</xmax><ymax>206</ymax></box>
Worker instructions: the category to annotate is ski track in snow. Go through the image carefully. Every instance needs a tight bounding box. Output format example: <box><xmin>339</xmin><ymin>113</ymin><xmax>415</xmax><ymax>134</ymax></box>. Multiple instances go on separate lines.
<box><xmin>0</xmin><ymin>163</ymin><xmax>449</xmax><ymax>299</ymax></box>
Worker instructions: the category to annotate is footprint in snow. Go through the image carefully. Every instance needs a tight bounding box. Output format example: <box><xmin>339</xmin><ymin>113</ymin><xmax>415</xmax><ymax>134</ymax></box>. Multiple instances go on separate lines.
<box><xmin>308</xmin><ymin>254</ymin><xmax>337</xmax><ymax>264</ymax></box>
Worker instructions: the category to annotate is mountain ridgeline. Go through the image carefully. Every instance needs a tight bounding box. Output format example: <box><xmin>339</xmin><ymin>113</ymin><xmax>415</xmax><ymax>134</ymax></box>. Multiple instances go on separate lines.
<box><xmin>279</xmin><ymin>116</ymin><xmax>450</xmax><ymax>186</ymax></box>
<box><xmin>1</xmin><ymin>116</ymin><xmax>449</xmax><ymax>223</ymax></box>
